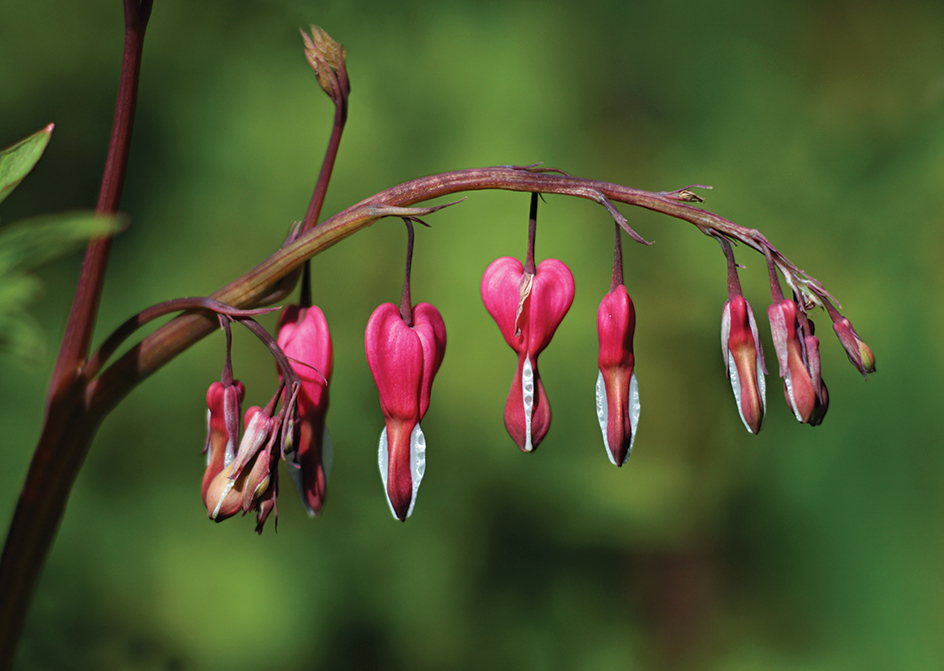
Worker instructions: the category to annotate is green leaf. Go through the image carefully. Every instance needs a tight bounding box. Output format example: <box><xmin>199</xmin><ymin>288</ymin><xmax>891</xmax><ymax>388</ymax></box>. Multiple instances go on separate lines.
<box><xmin>0</xmin><ymin>212</ymin><xmax>123</xmax><ymax>275</ymax></box>
<box><xmin>0</xmin><ymin>272</ymin><xmax>43</xmax><ymax>313</ymax></box>
<box><xmin>0</xmin><ymin>124</ymin><xmax>54</xmax><ymax>206</ymax></box>
<box><xmin>0</xmin><ymin>273</ymin><xmax>47</xmax><ymax>367</ymax></box>
<box><xmin>0</xmin><ymin>311</ymin><xmax>47</xmax><ymax>367</ymax></box>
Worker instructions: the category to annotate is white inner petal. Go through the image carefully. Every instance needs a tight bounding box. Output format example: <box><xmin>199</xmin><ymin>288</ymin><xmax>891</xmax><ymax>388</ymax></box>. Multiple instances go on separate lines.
<box><xmin>595</xmin><ymin>371</ymin><xmax>640</xmax><ymax>466</ymax></box>
<box><xmin>627</xmin><ymin>372</ymin><xmax>640</xmax><ymax>464</ymax></box>
<box><xmin>210</xmin><ymin>479</ymin><xmax>234</xmax><ymax>520</ymax></box>
<box><xmin>377</xmin><ymin>424</ymin><xmax>426</xmax><ymax>520</ymax></box>
<box><xmin>784</xmin><ymin>371</ymin><xmax>802</xmax><ymax>421</ymax></box>
<box><xmin>755</xmin><ymin>353</ymin><xmax>767</xmax><ymax>425</ymax></box>
<box><xmin>223</xmin><ymin>402</ymin><xmax>238</xmax><ymax>468</ymax></box>
<box><xmin>522</xmin><ymin>354</ymin><xmax>534</xmax><ymax>452</ymax></box>
<box><xmin>595</xmin><ymin>371</ymin><xmax>615</xmax><ymax>466</ymax></box>
<box><xmin>406</xmin><ymin>423</ymin><xmax>426</xmax><ymax>519</ymax></box>
<box><xmin>377</xmin><ymin>427</ymin><xmax>396</xmax><ymax>520</ymax></box>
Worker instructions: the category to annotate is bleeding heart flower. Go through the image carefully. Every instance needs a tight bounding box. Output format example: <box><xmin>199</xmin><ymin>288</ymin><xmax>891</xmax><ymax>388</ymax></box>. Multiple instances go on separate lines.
<box><xmin>277</xmin><ymin>304</ymin><xmax>333</xmax><ymax>516</ymax></box>
<box><xmin>722</xmin><ymin>295</ymin><xmax>766</xmax><ymax>434</ymax></box>
<box><xmin>596</xmin><ymin>283</ymin><xmax>640</xmax><ymax>464</ymax></box>
<box><xmin>768</xmin><ymin>298</ymin><xmax>821</xmax><ymax>423</ymax></box>
<box><xmin>481</xmin><ymin>256</ymin><xmax>574</xmax><ymax>452</ymax></box>
<box><xmin>365</xmin><ymin>301</ymin><xmax>446</xmax><ymax>521</ymax></box>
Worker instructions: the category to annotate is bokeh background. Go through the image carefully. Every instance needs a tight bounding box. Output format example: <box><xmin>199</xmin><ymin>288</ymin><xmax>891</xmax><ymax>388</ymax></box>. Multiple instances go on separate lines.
<box><xmin>1</xmin><ymin>1</ymin><xmax>941</xmax><ymax>669</ymax></box>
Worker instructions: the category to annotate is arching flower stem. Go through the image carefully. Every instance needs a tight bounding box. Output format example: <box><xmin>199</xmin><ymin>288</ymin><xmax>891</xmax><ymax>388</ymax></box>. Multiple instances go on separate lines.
<box><xmin>83</xmin><ymin>297</ymin><xmax>279</xmax><ymax>380</ymax></box>
<box><xmin>399</xmin><ymin>218</ymin><xmax>415</xmax><ymax>327</ymax></box>
<box><xmin>525</xmin><ymin>193</ymin><xmax>538</xmax><ymax>276</ymax></box>
<box><xmin>611</xmin><ymin>220</ymin><xmax>624</xmax><ymax>291</ymax></box>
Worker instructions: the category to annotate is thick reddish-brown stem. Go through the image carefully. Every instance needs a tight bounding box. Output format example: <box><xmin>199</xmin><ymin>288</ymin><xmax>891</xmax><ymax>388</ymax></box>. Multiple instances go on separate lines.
<box><xmin>47</xmin><ymin>0</ymin><xmax>152</xmax><ymax>410</ymax></box>
<box><xmin>0</xmin><ymin>2</ymin><xmax>151</xmax><ymax>667</ymax></box>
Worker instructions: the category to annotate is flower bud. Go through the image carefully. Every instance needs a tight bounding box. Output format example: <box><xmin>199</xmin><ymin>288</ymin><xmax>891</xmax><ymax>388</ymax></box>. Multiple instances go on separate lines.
<box><xmin>596</xmin><ymin>284</ymin><xmax>640</xmax><ymax>465</ymax></box>
<box><xmin>832</xmin><ymin>316</ymin><xmax>876</xmax><ymax>378</ymax></box>
<box><xmin>481</xmin><ymin>256</ymin><xmax>574</xmax><ymax>452</ymax></box>
<box><xmin>300</xmin><ymin>25</ymin><xmax>348</xmax><ymax>102</ymax></box>
<box><xmin>365</xmin><ymin>302</ymin><xmax>446</xmax><ymax>521</ymax></box>
<box><xmin>721</xmin><ymin>295</ymin><xmax>766</xmax><ymax>434</ymax></box>
<box><xmin>277</xmin><ymin>305</ymin><xmax>333</xmax><ymax>516</ymax></box>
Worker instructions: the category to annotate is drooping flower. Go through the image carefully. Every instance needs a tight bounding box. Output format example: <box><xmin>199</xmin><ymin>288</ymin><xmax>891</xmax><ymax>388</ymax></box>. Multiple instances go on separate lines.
<box><xmin>481</xmin><ymin>256</ymin><xmax>574</xmax><ymax>451</ymax></box>
<box><xmin>766</xmin><ymin>298</ymin><xmax>829</xmax><ymax>425</ymax></box>
<box><xmin>365</xmin><ymin>301</ymin><xmax>446</xmax><ymax>521</ymax></box>
<box><xmin>722</xmin><ymin>295</ymin><xmax>767</xmax><ymax>434</ymax></box>
<box><xmin>277</xmin><ymin>304</ymin><xmax>333</xmax><ymax>516</ymax></box>
<box><xmin>364</xmin><ymin>218</ymin><xmax>446</xmax><ymax>521</ymax></box>
<box><xmin>596</xmin><ymin>283</ymin><xmax>639</xmax><ymax>464</ymax></box>
<box><xmin>767</xmin><ymin>297</ymin><xmax>818</xmax><ymax>423</ymax></box>
<box><xmin>716</xmin><ymin>236</ymin><xmax>766</xmax><ymax>434</ymax></box>
<box><xmin>763</xmin><ymin>247</ymin><xmax>830</xmax><ymax>425</ymax></box>
<box><xmin>204</xmin><ymin>404</ymin><xmax>275</xmax><ymax>522</ymax></box>
<box><xmin>202</xmin><ymin>378</ymin><xmax>245</xmax><ymax>508</ymax></box>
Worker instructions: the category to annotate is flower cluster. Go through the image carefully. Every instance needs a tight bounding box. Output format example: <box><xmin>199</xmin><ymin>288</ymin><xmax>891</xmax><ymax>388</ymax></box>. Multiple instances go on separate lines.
<box><xmin>198</xmin><ymin>195</ymin><xmax>875</xmax><ymax>531</ymax></box>
<box><xmin>190</xmin><ymin>24</ymin><xmax>871</xmax><ymax>533</ymax></box>
<box><xmin>715</xmin><ymin>237</ymin><xmax>874</xmax><ymax>433</ymax></box>
<box><xmin>201</xmin><ymin>310</ymin><xmax>330</xmax><ymax>534</ymax></box>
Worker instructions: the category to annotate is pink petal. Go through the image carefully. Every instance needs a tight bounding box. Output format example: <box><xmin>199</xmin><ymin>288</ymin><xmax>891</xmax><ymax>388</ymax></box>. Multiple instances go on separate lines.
<box><xmin>481</xmin><ymin>257</ymin><xmax>528</xmax><ymax>353</ymax></box>
<box><xmin>527</xmin><ymin>259</ymin><xmax>575</xmax><ymax>355</ymax></box>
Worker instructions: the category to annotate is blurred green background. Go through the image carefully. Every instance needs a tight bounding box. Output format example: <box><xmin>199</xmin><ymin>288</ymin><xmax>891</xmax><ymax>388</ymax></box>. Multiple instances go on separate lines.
<box><xmin>1</xmin><ymin>0</ymin><xmax>941</xmax><ymax>669</ymax></box>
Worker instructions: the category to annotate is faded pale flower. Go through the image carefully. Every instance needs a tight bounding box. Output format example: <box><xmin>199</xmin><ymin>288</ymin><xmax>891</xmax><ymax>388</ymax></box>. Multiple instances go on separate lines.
<box><xmin>202</xmin><ymin>378</ymin><xmax>244</xmax><ymax>509</ymax></box>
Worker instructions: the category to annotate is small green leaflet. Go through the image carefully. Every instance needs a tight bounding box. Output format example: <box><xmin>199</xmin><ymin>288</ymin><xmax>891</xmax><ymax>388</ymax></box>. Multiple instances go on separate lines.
<box><xmin>0</xmin><ymin>124</ymin><xmax>54</xmax><ymax>206</ymax></box>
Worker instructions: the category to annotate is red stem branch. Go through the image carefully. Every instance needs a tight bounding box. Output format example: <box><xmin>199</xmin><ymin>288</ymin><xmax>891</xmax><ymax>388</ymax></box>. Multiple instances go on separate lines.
<box><xmin>300</xmin><ymin>95</ymin><xmax>347</xmax><ymax>234</ymax></box>
<box><xmin>86</xmin><ymin>166</ymin><xmax>826</xmax><ymax>421</ymax></box>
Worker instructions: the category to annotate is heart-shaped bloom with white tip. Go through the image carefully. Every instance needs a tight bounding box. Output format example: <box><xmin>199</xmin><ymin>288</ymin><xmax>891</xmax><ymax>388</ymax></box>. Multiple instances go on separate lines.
<box><xmin>365</xmin><ymin>302</ymin><xmax>446</xmax><ymax>521</ymax></box>
<box><xmin>481</xmin><ymin>256</ymin><xmax>574</xmax><ymax>452</ymax></box>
